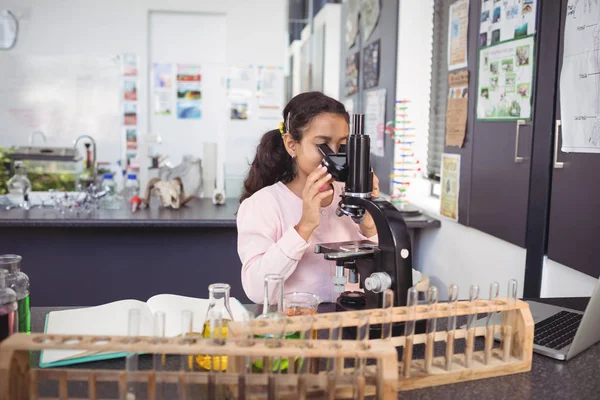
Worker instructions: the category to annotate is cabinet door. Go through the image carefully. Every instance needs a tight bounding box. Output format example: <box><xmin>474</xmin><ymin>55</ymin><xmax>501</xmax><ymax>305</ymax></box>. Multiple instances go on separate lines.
<box><xmin>467</xmin><ymin>0</ymin><xmax>536</xmax><ymax>247</ymax></box>
<box><xmin>547</xmin><ymin>0</ymin><xmax>600</xmax><ymax>278</ymax></box>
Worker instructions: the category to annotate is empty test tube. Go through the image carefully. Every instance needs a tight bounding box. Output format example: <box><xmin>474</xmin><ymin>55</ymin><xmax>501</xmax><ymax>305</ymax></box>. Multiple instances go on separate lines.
<box><xmin>355</xmin><ymin>311</ymin><xmax>370</xmax><ymax>372</ymax></box>
<box><xmin>325</xmin><ymin>314</ymin><xmax>342</xmax><ymax>374</ymax></box>
<box><xmin>502</xmin><ymin>279</ymin><xmax>518</xmax><ymax>362</ymax></box>
<box><xmin>126</xmin><ymin>309</ymin><xmax>141</xmax><ymax>399</ymax></box>
<box><xmin>445</xmin><ymin>284</ymin><xmax>459</xmax><ymax>371</ymax></box>
<box><xmin>485</xmin><ymin>282</ymin><xmax>500</xmax><ymax>364</ymax></box>
<box><xmin>403</xmin><ymin>287</ymin><xmax>418</xmax><ymax>377</ymax></box>
<box><xmin>465</xmin><ymin>285</ymin><xmax>480</xmax><ymax>368</ymax></box>
<box><xmin>382</xmin><ymin>289</ymin><xmax>394</xmax><ymax>341</ymax></box>
<box><xmin>153</xmin><ymin>311</ymin><xmax>166</xmax><ymax>400</ymax></box>
<box><xmin>354</xmin><ymin>312</ymin><xmax>370</xmax><ymax>400</ymax></box>
<box><xmin>180</xmin><ymin>310</ymin><xmax>193</xmax><ymax>400</ymax></box>
<box><xmin>424</xmin><ymin>286</ymin><xmax>438</xmax><ymax>373</ymax></box>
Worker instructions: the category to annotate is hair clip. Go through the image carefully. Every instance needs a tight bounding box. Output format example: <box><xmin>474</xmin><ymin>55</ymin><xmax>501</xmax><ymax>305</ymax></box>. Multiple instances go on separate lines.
<box><xmin>278</xmin><ymin>121</ymin><xmax>285</xmax><ymax>135</ymax></box>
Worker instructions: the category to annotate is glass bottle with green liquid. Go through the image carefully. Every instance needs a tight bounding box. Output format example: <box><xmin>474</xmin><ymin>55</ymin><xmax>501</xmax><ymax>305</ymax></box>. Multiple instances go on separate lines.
<box><xmin>0</xmin><ymin>270</ymin><xmax>18</xmax><ymax>341</ymax></box>
<box><xmin>0</xmin><ymin>255</ymin><xmax>30</xmax><ymax>333</ymax></box>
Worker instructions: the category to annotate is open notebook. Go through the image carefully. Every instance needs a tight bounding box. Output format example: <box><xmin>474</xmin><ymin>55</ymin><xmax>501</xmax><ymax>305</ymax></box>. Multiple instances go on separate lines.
<box><xmin>40</xmin><ymin>294</ymin><xmax>247</xmax><ymax>368</ymax></box>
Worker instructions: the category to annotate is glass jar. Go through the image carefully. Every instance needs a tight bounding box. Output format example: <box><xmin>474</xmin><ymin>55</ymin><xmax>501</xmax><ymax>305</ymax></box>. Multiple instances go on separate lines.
<box><xmin>0</xmin><ymin>255</ymin><xmax>30</xmax><ymax>333</ymax></box>
<box><xmin>0</xmin><ymin>270</ymin><xmax>18</xmax><ymax>341</ymax></box>
<box><xmin>7</xmin><ymin>162</ymin><xmax>31</xmax><ymax>206</ymax></box>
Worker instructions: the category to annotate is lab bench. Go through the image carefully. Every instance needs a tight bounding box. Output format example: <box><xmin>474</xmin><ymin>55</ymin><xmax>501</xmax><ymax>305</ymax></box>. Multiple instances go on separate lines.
<box><xmin>0</xmin><ymin>198</ymin><xmax>440</xmax><ymax>306</ymax></box>
<box><xmin>27</xmin><ymin>297</ymin><xmax>600</xmax><ymax>399</ymax></box>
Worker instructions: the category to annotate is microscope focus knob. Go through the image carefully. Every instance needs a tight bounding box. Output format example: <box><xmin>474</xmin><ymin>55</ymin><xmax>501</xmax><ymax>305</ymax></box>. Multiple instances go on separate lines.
<box><xmin>364</xmin><ymin>272</ymin><xmax>392</xmax><ymax>293</ymax></box>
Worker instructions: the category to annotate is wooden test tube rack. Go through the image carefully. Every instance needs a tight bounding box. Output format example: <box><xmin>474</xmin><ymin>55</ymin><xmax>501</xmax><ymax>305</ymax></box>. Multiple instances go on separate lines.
<box><xmin>0</xmin><ymin>331</ymin><xmax>398</xmax><ymax>400</ymax></box>
<box><xmin>241</xmin><ymin>298</ymin><xmax>534</xmax><ymax>392</ymax></box>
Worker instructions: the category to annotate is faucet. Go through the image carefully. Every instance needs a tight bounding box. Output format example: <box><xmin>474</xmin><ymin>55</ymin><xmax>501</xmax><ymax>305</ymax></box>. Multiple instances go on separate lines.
<box><xmin>73</xmin><ymin>134</ymin><xmax>97</xmax><ymax>182</ymax></box>
<box><xmin>28</xmin><ymin>131</ymin><xmax>47</xmax><ymax>145</ymax></box>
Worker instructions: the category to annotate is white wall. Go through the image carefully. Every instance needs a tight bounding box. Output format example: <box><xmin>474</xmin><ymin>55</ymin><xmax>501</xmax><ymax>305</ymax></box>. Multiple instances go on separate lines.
<box><xmin>0</xmin><ymin>0</ymin><xmax>286</xmax><ymax>189</ymax></box>
<box><xmin>396</xmin><ymin>0</ymin><xmax>598</xmax><ymax>298</ymax></box>
<box><xmin>542</xmin><ymin>258</ymin><xmax>598</xmax><ymax>297</ymax></box>
<box><xmin>293</xmin><ymin>3</ymin><xmax>342</xmax><ymax>100</ymax></box>
<box><xmin>289</xmin><ymin>40</ymin><xmax>303</xmax><ymax>98</ymax></box>
<box><xmin>313</xmin><ymin>4</ymin><xmax>342</xmax><ymax>100</ymax></box>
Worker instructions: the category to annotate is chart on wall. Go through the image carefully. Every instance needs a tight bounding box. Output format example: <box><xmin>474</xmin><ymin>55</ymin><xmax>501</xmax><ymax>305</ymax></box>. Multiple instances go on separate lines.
<box><xmin>359</xmin><ymin>0</ymin><xmax>381</xmax><ymax>42</ymax></box>
<box><xmin>364</xmin><ymin>88</ymin><xmax>386</xmax><ymax>157</ymax></box>
<box><xmin>257</xmin><ymin>66</ymin><xmax>284</xmax><ymax>120</ymax></box>
<box><xmin>479</xmin><ymin>0</ymin><xmax>537</xmax><ymax>48</ymax></box>
<box><xmin>227</xmin><ymin>65</ymin><xmax>255</xmax><ymax>121</ymax></box>
<box><xmin>176</xmin><ymin>64</ymin><xmax>202</xmax><ymax>120</ymax></box>
<box><xmin>345</xmin><ymin>52</ymin><xmax>360</xmax><ymax>96</ymax></box>
<box><xmin>440</xmin><ymin>153</ymin><xmax>460</xmax><ymax>221</ymax></box>
<box><xmin>476</xmin><ymin>35</ymin><xmax>534</xmax><ymax>121</ymax></box>
<box><xmin>448</xmin><ymin>0</ymin><xmax>469</xmax><ymax>70</ymax></box>
<box><xmin>346</xmin><ymin>0</ymin><xmax>360</xmax><ymax>49</ymax></box>
<box><xmin>152</xmin><ymin>63</ymin><xmax>173</xmax><ymax>116</ymax></box>
<box><xmin>559</xmin><ymin>0</ymin><xmax>600</xmax><ymax>153</ymax></box>
<box><xmin>363</xmin><ymin>39</ymin><xmax>380</xmax><ymax>90</ymax></box>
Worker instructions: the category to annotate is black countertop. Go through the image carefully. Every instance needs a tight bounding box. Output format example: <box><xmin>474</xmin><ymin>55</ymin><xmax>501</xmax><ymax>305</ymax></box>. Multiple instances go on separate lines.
<box><xmin>27</xmin><ymin>297</ymin><xmax>599</xmax><ymax>399</ymax></box>
<box><xmin>0</xmin><ymin>197</ymin><xmax>440</xmax><ymax>229</ymax></box>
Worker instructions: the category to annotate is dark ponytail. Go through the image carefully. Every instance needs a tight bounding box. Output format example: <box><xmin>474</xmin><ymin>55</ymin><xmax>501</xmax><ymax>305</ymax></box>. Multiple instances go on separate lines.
<box><xmin>240</xmin><ymin>92</ymin><xmax>349</xmax><ymax>203</ymax></box>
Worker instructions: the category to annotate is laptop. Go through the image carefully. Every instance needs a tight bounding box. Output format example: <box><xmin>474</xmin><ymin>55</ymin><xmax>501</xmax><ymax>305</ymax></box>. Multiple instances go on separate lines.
<box><xmin>474</xmin><ymin>276</ymin><xmax>600</xmax><ymax>361</ymax></box>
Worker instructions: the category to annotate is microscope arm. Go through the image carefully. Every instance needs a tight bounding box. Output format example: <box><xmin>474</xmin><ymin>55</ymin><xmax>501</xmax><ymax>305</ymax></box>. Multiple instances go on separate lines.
<box><xmin>347</xmin><ymin>196</ymin><xmax>414</xmax><ymax>307</ymax></box>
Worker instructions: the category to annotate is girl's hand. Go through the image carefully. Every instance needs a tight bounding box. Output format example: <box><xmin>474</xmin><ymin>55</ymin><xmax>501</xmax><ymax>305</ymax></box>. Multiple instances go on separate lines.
<box><xmin>359</xmin><ymin>173</ymin><xmax>379</xmax><ymax>237</ymax></box>
<box><xmin>295</xmin><ymin>166</ymin><xmax>334</xmax><ymax>241</ymax></box>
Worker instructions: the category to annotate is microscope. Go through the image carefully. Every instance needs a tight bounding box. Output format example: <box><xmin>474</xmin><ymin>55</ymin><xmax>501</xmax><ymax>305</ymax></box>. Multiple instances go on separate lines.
<box><xmin>314</xmin><ymin>114</ymin><xmax>413</xmax><ymax>319</ymax></box>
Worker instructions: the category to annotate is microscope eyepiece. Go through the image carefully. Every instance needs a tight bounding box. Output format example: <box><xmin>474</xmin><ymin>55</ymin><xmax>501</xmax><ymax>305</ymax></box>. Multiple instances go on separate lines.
<box><xmin>351</xmin><ymin>114</ymin><xmax>365</xmax><ymax>136</ymax></box>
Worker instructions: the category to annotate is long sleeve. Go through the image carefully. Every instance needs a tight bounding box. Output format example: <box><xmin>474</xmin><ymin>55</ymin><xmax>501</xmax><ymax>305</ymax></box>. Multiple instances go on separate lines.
<box><xmin>237</xmin><ymin>192</ymin><xmax>310</xmax><ymax>304</ymax></box>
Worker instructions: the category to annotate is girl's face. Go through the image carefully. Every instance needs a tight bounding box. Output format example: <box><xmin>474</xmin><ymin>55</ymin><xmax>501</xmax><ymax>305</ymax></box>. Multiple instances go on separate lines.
<box><xmin>285</xmin><ymin>113</ymin><xmax>349</xmax><ymax>180</ymax></box>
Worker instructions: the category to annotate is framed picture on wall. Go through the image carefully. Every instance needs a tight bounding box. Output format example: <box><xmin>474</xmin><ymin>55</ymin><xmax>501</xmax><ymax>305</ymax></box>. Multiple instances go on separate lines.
<box><xmin>363</xmin><ymin>39</ymin><xmax>380</xmax><ymax>90</ymax></box>
<box><xmin>345</xmin><ymin>52</ymin><xmax>360</xmax><ymax>96</ymax></box>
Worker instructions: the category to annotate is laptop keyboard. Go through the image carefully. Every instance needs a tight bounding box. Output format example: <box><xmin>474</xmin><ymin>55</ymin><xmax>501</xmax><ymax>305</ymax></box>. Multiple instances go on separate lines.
<box><xmin>534</xmin><ymin>310</ymin><xmax>583</xmax><ymax>350</ymax></box>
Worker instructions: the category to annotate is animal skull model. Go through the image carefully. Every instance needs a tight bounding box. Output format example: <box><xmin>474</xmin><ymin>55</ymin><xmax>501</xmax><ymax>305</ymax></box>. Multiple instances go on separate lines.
<box><xmin>143</xmin><ymin>177</ymin><xmax>194</xmax><ymax>209</ymax></box>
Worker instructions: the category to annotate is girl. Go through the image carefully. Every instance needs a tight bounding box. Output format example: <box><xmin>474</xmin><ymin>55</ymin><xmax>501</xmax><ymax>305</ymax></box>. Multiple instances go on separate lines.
<box><xmin>236</xmin><ymin>92</ymin><xmax>381</xmax><ymax>304</ymax></box>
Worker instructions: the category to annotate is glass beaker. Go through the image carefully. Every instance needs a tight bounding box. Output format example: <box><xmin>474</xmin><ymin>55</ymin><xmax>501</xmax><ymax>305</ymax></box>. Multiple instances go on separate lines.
<box><xmin>283</xmin><ymin>292</ymin><xmax>321</xmax><ymax>316</ymax></box>
<box><xmin>283</xmin><ymin>292</ymin><xmax>320</xmax><ymax>341</ymax></box>
<box><xmin>198</xmin><ymin>283</ymin><xmax>234</xmax><ymax>371</ymax></box>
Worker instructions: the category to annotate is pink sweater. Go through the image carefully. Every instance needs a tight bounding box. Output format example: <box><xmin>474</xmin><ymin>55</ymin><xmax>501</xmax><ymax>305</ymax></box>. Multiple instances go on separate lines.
<box><xmin>237</xmin><ymin>181</ymin><xmax>376</xmax><ymax>304</ymax></box>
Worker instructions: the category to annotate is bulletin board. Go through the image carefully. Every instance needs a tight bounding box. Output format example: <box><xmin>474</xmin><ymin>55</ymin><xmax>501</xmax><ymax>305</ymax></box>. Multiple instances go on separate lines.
<box><xmin>0</xmin><ymin>54</ymin><xmax>121</xmax><ymax>162</ymax></box>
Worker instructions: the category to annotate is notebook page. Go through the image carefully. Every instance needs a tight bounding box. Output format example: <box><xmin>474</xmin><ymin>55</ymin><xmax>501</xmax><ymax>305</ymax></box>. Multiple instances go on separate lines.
<box><xmin>41</xmin><ymin>299</ymin><xmax>154</xmax><ymax>365</ymax></box>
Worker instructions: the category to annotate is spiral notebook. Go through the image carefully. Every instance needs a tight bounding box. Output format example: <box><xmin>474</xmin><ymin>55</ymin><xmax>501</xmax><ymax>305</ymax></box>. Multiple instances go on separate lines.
<box><xmin>40</xmin><ymin>294</ymin><xmax>247</xmax><ymax>368</ymax></box>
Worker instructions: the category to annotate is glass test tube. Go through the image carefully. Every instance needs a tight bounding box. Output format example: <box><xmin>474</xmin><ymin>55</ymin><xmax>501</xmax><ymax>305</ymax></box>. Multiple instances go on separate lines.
<box><xmin>424</xmin><ymin>286</ymin><xmax>438</xmax><ymax>373</ymax></box>
<box><xmin>354</xmin><ymin>312</ymin><xmax>370</xmax><ymax>400</ymax></box>
<box><xmin>382</xmin><ymin>289</ymin><xmax>394</xmax><ymax>341</ymax></box>
<box><xmin>295</xmin><ymin>313</ymin><xmax>315</xmax><ymax>374</ymax></box>
<box><xmin>465</xmin><ymin>284</ymin><xmax>480</xmax><ymax>368</ymax></box>
<box><xmin>236</xmin><ymin>310</ymin><xmax>255</xmax><ymax>400</ymax></box>
<box><xmin>207</xmin><ymin>307</ymin><xmax>223</xmax><ymax>400</ymax></box>
<box><xmin>325</xmin><ymin>314</ymin><xmax>342</xmax><ymax>375</ymax></box>
<box><xmin>403</xmin><ymin>287</ymin><xmax>418</xmax><ymax>378</ymax></box>
<box><xmin>485</xmin><ymin>282</ymin><xmax>500</xmax><ymax>365</ymax></box>
<box><xmin>153</xmin><ymin>311</ymin><xmax>166</xmax><ymax>400</ymax></box>
<box><xmin>263</xmin><ymin>273</ymin><xmax>284</xmax><ymax>315</ymax></box>
<box><xmin>126</xmin><ymin>309</ymin><xmax>141</xmax><ymax>398</ymax></box>
<box><xmin>180</xmin><ymin>309</ymin><xmax>193</xmax><ymax>400</ymax></box>
<box><xmin>445</xmin><ymin>284</ymin><xmax>459</xmax><ymax>371</ymax></box>
<box><xmin>502</xmin><ymin>279</ymin><xmax>518</xmax><ymax>362</ymax></box>
<box><xmin>355</xmin><ymin>311</ymin><xmax>370</xmax><ymax>373</ymax></box>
